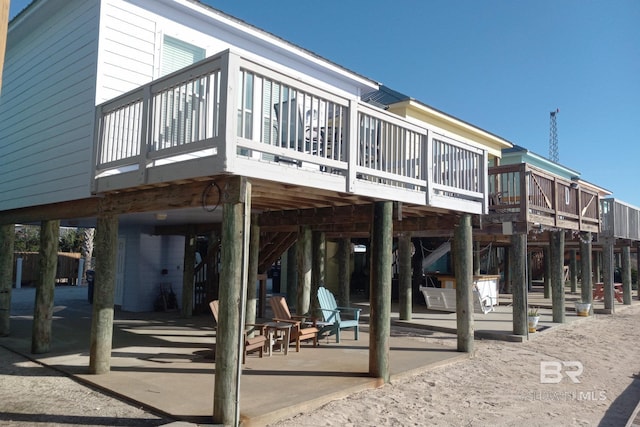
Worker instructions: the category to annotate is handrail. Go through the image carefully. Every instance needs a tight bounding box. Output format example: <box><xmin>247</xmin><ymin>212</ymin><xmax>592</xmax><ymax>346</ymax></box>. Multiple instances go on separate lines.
<box><xmin>93</xmin><ymin>49</ymin><xmax>487</xmax><ymax>213</ymax></box>
<box><xmin>488</xmin><ymin>163</ymin><xmax>600</xmax><ymax>232</ymax></box>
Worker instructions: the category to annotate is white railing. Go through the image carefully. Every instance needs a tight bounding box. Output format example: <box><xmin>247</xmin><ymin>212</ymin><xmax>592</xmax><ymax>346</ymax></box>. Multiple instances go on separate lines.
<box><xmin>93</xmin><ymin>49</ymin><xmax>487</xmax><ymax>213</ymax></box>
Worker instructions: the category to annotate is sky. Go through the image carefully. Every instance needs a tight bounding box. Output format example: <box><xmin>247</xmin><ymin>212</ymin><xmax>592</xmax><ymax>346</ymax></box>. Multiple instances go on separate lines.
<box><xmin>8</xmin><ymin>1</ymin><xmax>640</xmax><ymax>206</ymax></box>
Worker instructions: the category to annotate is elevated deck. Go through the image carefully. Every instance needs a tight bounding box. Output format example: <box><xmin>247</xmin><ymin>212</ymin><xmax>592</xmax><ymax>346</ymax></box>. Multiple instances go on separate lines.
<box><xmin>485</xmin><ymin>163</ymin><xmax>600</xmax><ymax>233</ymax></box>
<box><xmin>93</xmin><ymin>49</ymin><xmax>488</xmax><ymax>216</ymax></box>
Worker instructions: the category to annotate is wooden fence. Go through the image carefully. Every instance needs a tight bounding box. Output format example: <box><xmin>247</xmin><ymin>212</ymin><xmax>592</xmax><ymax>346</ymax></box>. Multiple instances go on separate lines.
<box><xmin>12</xmin><ymin>252</ymin><xmax>82</xmax><ymax>286</ymax></box>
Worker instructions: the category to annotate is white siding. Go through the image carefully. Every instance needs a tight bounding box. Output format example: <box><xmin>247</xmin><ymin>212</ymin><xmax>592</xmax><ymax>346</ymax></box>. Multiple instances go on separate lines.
<box><xmin>96</xmin><ymin>0</ymin><xmax>157</xmax><ymax>103</ymax></box>
<box><xmin>0</xmin><ymin>0</ymin><xmax>99</xmax><ymax>211</ymax></box>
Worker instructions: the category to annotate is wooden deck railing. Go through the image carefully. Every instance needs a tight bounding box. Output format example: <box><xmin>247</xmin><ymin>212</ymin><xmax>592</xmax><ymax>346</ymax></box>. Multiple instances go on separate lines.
<box><xmin>93</xmin><ymin>49</ymin><xmax>487</xmax><ymax>214</ymax></box>
<box><xmin>487</xmin><ymin>163</ymin><xmax>600</xmax><ymax>232</ymax></box>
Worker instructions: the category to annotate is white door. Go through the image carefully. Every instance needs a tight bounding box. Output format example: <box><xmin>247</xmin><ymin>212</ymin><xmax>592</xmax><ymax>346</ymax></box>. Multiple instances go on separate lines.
<box><xmin>114</xmin><ymin>238</ymin><xmax>126</xmax><ymax>306</ymax></box>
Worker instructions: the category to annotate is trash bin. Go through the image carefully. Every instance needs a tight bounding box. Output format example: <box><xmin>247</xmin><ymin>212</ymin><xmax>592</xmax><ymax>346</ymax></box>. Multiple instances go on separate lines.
<box><xmin>86</xmin><ymin>270</ymin><xmax>95</xmax><ymax>304</ymax></box>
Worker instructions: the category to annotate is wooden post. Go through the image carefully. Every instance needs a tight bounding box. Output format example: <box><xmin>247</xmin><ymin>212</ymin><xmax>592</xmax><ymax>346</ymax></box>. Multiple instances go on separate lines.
<box><xmin>602</xmin><ymin>237</ymin><xmax>615</xmax><ymax>313</ymax></box>
<box><xmin>213</xmin><ymin>178</ymin><xmax>250</xmax><ymax>426</ymax></box>
<box><xmin>89</xmin><ymin>214</ymin><xmax>117</xmax><ymax>372</ymax></box>
<box><xmin>550</xmin><ymin>230</ymin><xmax>565</xmax><ymax>323</ymax></box>
<box><xmin>369</xmin><ymin>201</ymin><xmax>392</xmax><ymax>381</ymax></box>
<box><xmin>455</xmin><ymin>214</ymin><xmax>474</xmax><ymax>352</ymax></box>
<box><xmin>502</xmin><ymin>249</ymin><xmax>511</xmax><ymax>294</ymax></box>
<box><xmin>543</xmin><ymin>247</ymin><xmax>551</xmax><ymax>298</ymax></box>
<box><xmin>580</xmin><ymin>232</ymin><xmax>593</xmax><ymax>311</ymax></box>
<box><xmin>246</xmin><ymin>213</ymin><xmax>259</xmax><ymax>326</ymax></box>
<box><xmin>511</xmin><ymin>233</ymin><xmax>527</xmax><ymax>336</ymax></box>
<box><xmin>286</xmin><ymin>244</ymin><xmax>297</xmax><ymax>303</ymax></box>
<box><xmin>311</xmin><ymin>231</ymin><xmax>326</xmax><ymax>315</ymax></box>
<box><xmin>594</xmin><ymin>251</ymin><xmax>601</xmax><ymax>284</ymax></box>
<box><xmin>337</xmin><ymin>238</ymin><xmax>351</xmax><ymax>307</ymax></box>
<box><xmin>527</xmin><ymin>251</ymin><xmax>533</xmax><ymax>292</ymax></box>
<box><xmin>398</xmin><ymin>233</ymin><xmax>412</xmax><ymax>321</ymax></box>
<box><xmin>207</xmin><ymin>230</ymin><xmax>220</xmax><ymax>302</ymax></box>
<box><xmin>622</xmin><ymin>244</ymin><xmax>632</xmax><ymax>305</ymax></box>
<box><xmin>181</xmin><ymin>225</ymin><xmax>196</xmax><ymax>318</ymax></box>
<box><xmin>569</xmin><ymin>249</ymin><xmax>578</xmax><ymax>294</ymax></box>
<box><xmin>0</xmin><ymin>224</ymin><xmax>15</xmax><ymax>336</ymax></box>
<box><xmin>296</xmin><ymin>226</ymin><xmax>312</xmax><ymax>315</ymax></box>
<box><xmin>473</xmin><ymin>241</ymin><xmax>480</xmax><ymax>275</ymax></box>
<box><xmin>32</xmin><ymin>220</ymin><xmax>60</xmax><ymax>354</ymax></box>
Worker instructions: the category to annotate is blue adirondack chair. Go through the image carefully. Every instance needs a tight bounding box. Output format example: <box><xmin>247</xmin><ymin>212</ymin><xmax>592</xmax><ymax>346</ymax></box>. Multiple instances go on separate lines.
<box><xmin>316</xmin><ymin>286</ymin><xmax>361</xmax><ymax>343</ymax></box>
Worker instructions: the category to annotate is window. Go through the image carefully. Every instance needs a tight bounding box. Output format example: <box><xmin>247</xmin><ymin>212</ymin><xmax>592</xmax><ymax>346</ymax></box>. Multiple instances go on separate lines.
<box><xmin>161</xmin><ymin>35</ymin><xmax>206</xmax><ymax>76</ymax></box>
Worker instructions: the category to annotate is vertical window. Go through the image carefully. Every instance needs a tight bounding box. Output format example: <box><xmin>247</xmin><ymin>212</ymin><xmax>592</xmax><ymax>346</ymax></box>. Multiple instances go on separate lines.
<box><xmin>161</xmin><ymin>35</ymin><xmax>205</xmax><ymax>76</ymax></box>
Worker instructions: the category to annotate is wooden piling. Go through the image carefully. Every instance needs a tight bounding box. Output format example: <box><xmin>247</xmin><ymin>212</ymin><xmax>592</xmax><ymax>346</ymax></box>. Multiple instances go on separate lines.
<box><xmin>286</xmin><ymin>244</ymin><xmax>297</xmax><ymax>304</ymax></box>
<box><xmin>602</xmin><ymin>236</ymin><xmax>615</xmax><ymax>312</ymax></box>
<box><xmin>622</xmin><ymin>245</ymin><xmax>632</xmax><ymax>305</ymax></box>
<box><xmin>311</xmin><ymin>231</ymin><xmax>326</xmax><ymax>315</ymax></box>
<box><xmin>398</xmin><ymin>233</ymin><xmax>412</xmax><ymax>321</ymax></box>
<box><xmin>543</xmin><ymin>247</ymin><xmax>551</xmax><ymax>299</ymax></box>
<box><xmin>455</xmin><ymin>214</ymin><xmax>474</xmax><ymax>353</ymax></box>
<box><xmin>181</xmin><ymin>225</ymin><xmax>196</xmax><ymax>318</ymax></box>
<box><xmin>296</xmin><ymin>226</ymin><xmax>312</xmax><ymax>315</ymax></box>
<box><xmin>337</xmin><ymin>238</ymin><xmax>351</xmax><ymax>307</ymax></box>
<box><xmin>511</xmin><ymin>233</ymin><xmax>527</xmax><ymax>336</ymax></box>
<box><xmin>369</xmin><ymin>201</ymin><xmax>392</xmax><ymax>382</ymax></box>
<box><xmin>0</xmin><ymin>224</ymin><xmax>15</xmax><ymax>336</ymax></box>
<box><xmin>89</xmin><ymin>214</ymin><xmax>117</xmax><ymax>372</ymax></box>
<box><xmin>550</xmin><ymin>230</ymin><xmax>565</xmax><ymax>323</ymax></box>
<box><xmin>580</xmin><ymin>232</ymin><xmax>593</xmax><ymax>310</ymax></box>
<box><xmin>213</xmin><ymin>177</ymin><xmax>249</xmax><ymax>426</ymax></box>
<box><xmin>32</xmin><ymin>220</ymin><xmax>59</xmax><ymax>354</ymax></box>
<box><xmin>246</xmin><ymin>213</ymin><xmax>259</xmax><ymax>326</ymax></box>
<box><xmin>569</xmin><ymin>249</ymin><xmax>578</xmax><ymax>294</ymax></box>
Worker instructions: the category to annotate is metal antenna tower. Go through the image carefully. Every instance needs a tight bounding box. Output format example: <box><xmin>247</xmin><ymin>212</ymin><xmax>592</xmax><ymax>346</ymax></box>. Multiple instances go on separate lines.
<box><xmin>549</xmin><ymin>108</ymin><xmax>559</xmax><ymax>162</ymax></box>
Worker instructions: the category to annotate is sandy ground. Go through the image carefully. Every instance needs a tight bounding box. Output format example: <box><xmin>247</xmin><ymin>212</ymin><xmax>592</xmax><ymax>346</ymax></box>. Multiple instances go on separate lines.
<box><xmin>270</xmin><ymin>305</ymin><xmax>640</xmax><ymax>427</ymax></box>
<box><xmin>2</xmin><ymin>303</ymin><xmax>639</xmax><ymax>427</ymax></box>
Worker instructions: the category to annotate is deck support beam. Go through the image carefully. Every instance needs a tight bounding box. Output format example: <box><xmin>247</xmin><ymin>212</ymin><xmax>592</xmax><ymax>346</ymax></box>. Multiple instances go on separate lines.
<box><xmin>550</xmin><ymin>230</ymin><xmax>565</xmax><ymax>323</ymax></box>
<box><xmin>89</xmin><ymin>214</ymin><xmax>117</xmax><ymax>372</ymax></box>
<box><xmin>580</xmin><ymin>232</ymin><xmax>593</xmax><ymax>314</ymax></box>
<box><xmin>602</xmin><ymin>236</ymin><xmax>615</xmax><ymax>313</ymax></box>
<box><xmin>0</xmin><ymin>224</ymin><xmax>14</xmax><ymax>336</ymax></box>
<box><xmin>213</xmin><ymin>177</ymin><xmax>251</xmax><ymax>426</ymax></box>
<box><xmin>622</xmin><ymin>244</ymin><xmax>632</xmax><ymax>305</ymax></box>
<box><xmin>369</xmin><ymin>201</ymin><xmax>392</xmax><ymax>382</ymax></box>
<box><xmin>32</xmin><ymin>220</ymin><xmax>60</xmax><ymax>354</ymax></box>
<box><xmin>455</xmin><ymin>214</ymin><xmax>474</xmax><ymax>352</ymax></box>
<box><xmin>181</xmin><ymin>225</ymin><xmax>196</xmax><ymax>318</ymax></box>
<box><xmin>337</xmin><ymin>238</ymin><xmax>351</xmax><ymax>307</ymax></box>
<box><xmin>398</xmin><ymin>233</ymin><xmax>412</xmax><ymax>321</ymax></box>
<box><xmin>511</xmin><ymin>233</ymin><xmax>527</xmax><ymax>336</ymax></box>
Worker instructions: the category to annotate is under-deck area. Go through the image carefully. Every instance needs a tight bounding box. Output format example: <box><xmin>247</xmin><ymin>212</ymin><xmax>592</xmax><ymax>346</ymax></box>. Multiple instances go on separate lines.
<box><xmin>4</xmin><ymin>283</ymin><xmax>638</xmax><ymax>425</ymax></box>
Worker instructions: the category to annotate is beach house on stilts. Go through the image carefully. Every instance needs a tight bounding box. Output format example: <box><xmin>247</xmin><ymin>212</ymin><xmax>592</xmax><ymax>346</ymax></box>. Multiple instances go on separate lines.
<box><xmin>1</xmin><ymin>0</ymin><xmax>514</xmax><ymax>423</ymax></box>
